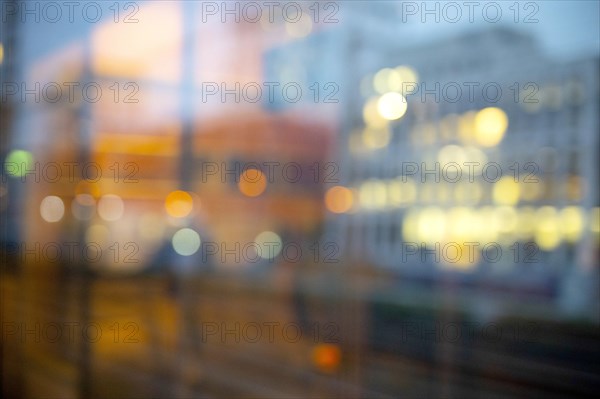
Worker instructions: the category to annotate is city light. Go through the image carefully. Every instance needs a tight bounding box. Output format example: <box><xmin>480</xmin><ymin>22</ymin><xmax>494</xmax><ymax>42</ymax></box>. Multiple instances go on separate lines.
<box><xmin>311</xmin><ymin>343</ymin><xmax>342</xmax><ymax>373</ymax></box>
<box><xmin>363</xmin><ymin>97</ymin><xmax>388</xmax><ymax>128</ymax></box>
<box><xmin>359</xmin><ymin>180</ymin><xmax>387</xmax><ymax>210</ymax></box>
<box><xmin>97</xmin><ymin>194</ymin><xmax>125</xmax><ymax>222</ymax></box>
<box><xmin>448</xmin><ymin>207</ymin><xmax>479</xmax><ymax>243</ymax></box>
<box><xmin>40</xmin><ymin>196</ymin><xmax>65</xmax><ymax>223</ymax></box>
<box><xmin>493</xmin><ymin>177</ymin><xmax>521</xmax><ymax>206</ymax></box>
<box><xmin>377</xmin><ymin>92</ymin><xmax>408</xmax><ymax>121</ymax></box>
<box><xmin>473</xmin><ymin>107</ymin><xmax>509</xmax><ymax>147</ymax></box>
<box><xmin>534</xmin><ymin>206</ymin><xmax>561</xmax><ymax>251</ymax></box>
<box><xmin>560</xmin><ymin>206</ymin><xmax>584</xmax><ymax>243</ymax></box>
<box><xmin>395</xmin><ymin>66</ymin><xmax>419</xmax><ymax>88</ymax></box>
<box><xmin>458</xmin><ymin>111</ymin><xmax>477</xmax><ymax>144</ymax></box>
<box><xmin>402</xmin><ymin>209</ymin><xmax>419</xmax><ymax>242</ymax></box>
<box><xmin>165</xmin><ymin>190</ymin><xmax>194</xmax><ymax>218</ymax></box>
<box><xmin>492</xmin><ymin>206</ymin><xmax>518</xmax><ymax>245</ymax></box>
<box><xmin>438</xmin><ymin>145</ymin><xmax>467</xmax><ymax>165</ymax></box>
<box><xmin>516</xmin><ymin>207</ymin><xmax>536</xmax><ymax>240</ymax></box>
<box><xmin>238</xmin><ymin>169</ymin><xmax>267</xmax><ymax>197</ymax></box>
<box><xmin>325</xmin><ymin>186</ymin><xmax>354</xmax><ymax>214</ymax></box>
<box><xmin>4</xmin><ymin>149</ymin><xmax>33</xmax><ymax>178</ymax></box>
<box><xmin>476</xmin><ymin>206</ymin><xmax>499</xmax><ymax>243</ymax></box>
<box><xmin>253</xmin><ymin>231</ymin><xmax>282</xmax><ymax>260</ymax></box>
<box><xmin>373</xmin><ymin>68</ymin><xmax>402</xmax><ymax>94</ymax></box>
<box><xmin>373</xmin><ymin>66</ymin><xmax>418</xmax><ymax>94</ymax></box>
<box><xmin>172</xmin><ymin>228</ymin><xmax>201</xmax><ymax>256</ymax></box>
<box><xmin>417</xmin><ymin>207</ymin><xmax>446</xmax><ymax>243</ymax></box>
<box><xmin>388</xmin><ymin>178</ymin><xmax>417</xmax><ymax>207</ymax></box>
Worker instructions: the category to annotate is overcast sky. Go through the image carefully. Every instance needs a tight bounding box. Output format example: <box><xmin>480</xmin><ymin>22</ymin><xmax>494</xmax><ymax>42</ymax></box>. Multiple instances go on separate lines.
<box><xmin>396</xmin><ymin>1</ymin><xmax>600</xmax><ymax>61</ymax></box>
<box><xmin>18</xmin><ymin>1</ymin><xmax>600</xmax><ymax>65</ymax></box>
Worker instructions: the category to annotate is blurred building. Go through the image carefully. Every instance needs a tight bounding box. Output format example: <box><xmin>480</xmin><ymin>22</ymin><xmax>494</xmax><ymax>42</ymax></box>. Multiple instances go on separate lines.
<box><xmin>3</xmin><ymin>1</ymin><xmax>599</xmax><ymax>314</ymax></box>
<box><xmin>2</xmin><ymin>1</ymin><xmax>336</xmax><ymax>274</ymax></box>
<box><xmin>356</xmin><ymin>30</ymin><xmax>598</xmax><ymax>318</ymax></box>
<box><xmin>2</xmin><ymin>3</ymin><xmax>600</xmax><ymax>399</ymax></box>
<box><xmin>265</xmin><ymin>8</ymin><xmax>600</xmax><ymax>320</ymax></box>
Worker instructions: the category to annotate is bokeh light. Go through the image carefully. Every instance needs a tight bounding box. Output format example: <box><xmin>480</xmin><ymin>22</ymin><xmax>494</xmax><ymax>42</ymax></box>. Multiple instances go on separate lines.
<box><xmin>516</xmin><ymin>207</ymin><xmax>537</xmax><ymax>240</ymax></box>
<box><xmin>474</xmin><ymin>107</ymin><xmax>508</xmax><ymax>147</ymax></box>
<box><xmin>238</xmin><ymin>169</ymin><xmax>267</xmax><ymax>197</ymax></box>
<box><xmin>311</xmin><ymin>344</ymin><xmax>341</xmax><ymax>373</ymax></box>
<box><xmin>373</xmin><ymin>68</ymin><xmax>402</xmax><ymax>94</ymax></box>
<box><xmin>438</xmin><ymin>144</ymin><xmax>467</xmax><ymax>165</ymax></box>
<box><xmin>377</xmin><ymin>92</ymin><xmax>408</xmax><ymax>120</ymax></box>
<box><xmin>4</xmin><ymin>150</ymin><xmax>33</xmax><ymax>178</ymax></box>
<box><xmin>417</xmin><ymin>207</ymin><xmax>446</xmax><ymax>243</ymax></box>
<box><xmin>172</xmin><ymin>228</ymin><xmax>201</xmax><ymax>256</ymax></box>
<box><xmin>535</xmin><ymin>206</ymin><xmax>561</xmax><ymax>251</ymax></box>
<box><xmin>359</xmin><ymin>180</ymin><xmax>387</xmax><ymax>210</ymax></box>
<box><xmin>560</xmin><ymin>206</ymin><xmax>584</xmax><ymax>243</ymax></box>
<box><xmin>363</xmin><ymin>97</ymin><xmax>389</xmax><ymax>128</ymax></box>
<box><xmin>97</xmin><ymin>194</ymin><xmax>125</xmax><ymax>222</ymax></box>
<box><xmin>390</xmin><ymin>178</ymin><xmax>417</xmax><ymax>207</ymax></box>
<box><xmin>493</xmin><ymin>177</ymin><xmax>521</xmax><ymax>206</ymax></box>
<box><xmin>165</xmin><ymin>190</ymin><xmax>194</xmax><ymax>218</ymax></box>
<box><xmin>253</xmin><ymin>231</ymin><xmax>283</xmax><ymax>260</ymax></box>
<box><xmin>395</xmin><ymin>65</ymin><xmax>418</xmax><ymax>87</ymax></box>
<box><xmin>447</xmin><ymin>207</ymin><xmax>478</xmax><ymax>243</ymax></box>
<box><xmin>40</xmin><ymin>196</ymin><xmax>65</xmax><ymax>223</ymax></box>
<box><xmin>325</xmin><ymin>186</ymin><xmax>354</xmax><ymax>214</ymax></box>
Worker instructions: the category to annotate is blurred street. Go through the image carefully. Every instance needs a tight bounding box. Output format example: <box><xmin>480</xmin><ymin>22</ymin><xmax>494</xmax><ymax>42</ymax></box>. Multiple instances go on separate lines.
<box><xmin>2</xmin><ymin>261</ymin><xmax>599</xmax><ymax>398</ymax></box>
